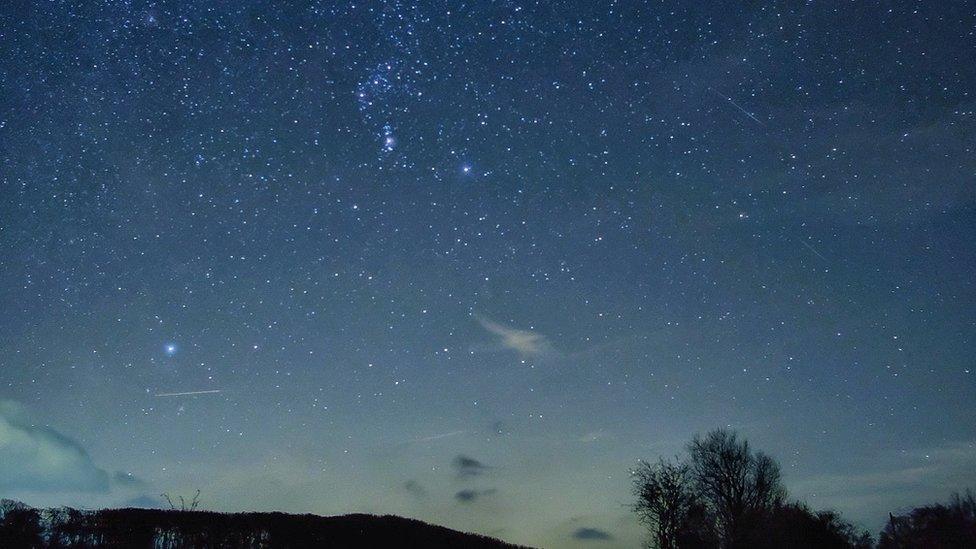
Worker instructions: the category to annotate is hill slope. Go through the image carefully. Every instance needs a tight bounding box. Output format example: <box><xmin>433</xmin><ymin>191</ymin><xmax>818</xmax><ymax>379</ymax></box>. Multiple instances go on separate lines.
<box><xmin>0</xmin><ymin>500</ymin><xmax>530</xmax><ymax>548</ymax></box>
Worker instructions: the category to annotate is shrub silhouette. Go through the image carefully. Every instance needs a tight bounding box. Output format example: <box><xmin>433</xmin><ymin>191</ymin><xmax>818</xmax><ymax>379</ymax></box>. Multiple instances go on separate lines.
<box><xmin>738</xmin><ymin>503</ymin><xmax>873</xmax><ymax>549</ymax></box>
<box><xmin>879</xmin><ymin>490</ymin><xmax>976</xmax><ymax>549</ymax></box>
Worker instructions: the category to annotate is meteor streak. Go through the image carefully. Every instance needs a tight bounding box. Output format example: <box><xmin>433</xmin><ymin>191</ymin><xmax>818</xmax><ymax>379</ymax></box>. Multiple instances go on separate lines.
<box><xmin>798</xmin><ymin>239</ymin><xmax>828</xmax><ymax>261</ymax></box>
<box><xmin>710</xmin><ymin>88</ymin><xmax>764</xmax><ymax>125</ymax></box>
<box><xmin>417</xmin><ymin>430</ymin><xmax>467</xmax><ymax>442</ymax></box>
<box><xmin>154</xmin><ymin>389</ymin><xmax>223</xmax><ymax>397</ymax></box>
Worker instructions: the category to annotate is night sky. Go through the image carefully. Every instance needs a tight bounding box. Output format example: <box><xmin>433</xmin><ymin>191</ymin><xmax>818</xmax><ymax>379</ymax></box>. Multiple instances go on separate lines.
<box><xmin>1</xmin><ymin>1</ymin><xmax>975</xmax><ymax>547</ymax></box>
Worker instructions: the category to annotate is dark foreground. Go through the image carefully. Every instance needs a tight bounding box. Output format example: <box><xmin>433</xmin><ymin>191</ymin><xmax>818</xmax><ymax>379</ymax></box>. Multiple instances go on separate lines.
<box><xmin>0</xmin><ymin>501</ymin><xmax>528</xmax><ymax>548</ymax></box>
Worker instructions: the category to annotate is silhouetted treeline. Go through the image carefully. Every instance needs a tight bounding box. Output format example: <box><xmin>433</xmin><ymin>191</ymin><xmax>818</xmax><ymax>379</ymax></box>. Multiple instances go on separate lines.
<box><xmin>879</xmin><ymin>490</ymin><xmax>976</xmax><ymax>548</ymax></box>
<box><xmin>633</xmin><ymin>428</ymin><xmax>975</xmax><ymax>549</ymax></box>
<box><xmin>0</xmin><ymin>500</ymin><xmax>526</xmax><ymax>548</ymax></box>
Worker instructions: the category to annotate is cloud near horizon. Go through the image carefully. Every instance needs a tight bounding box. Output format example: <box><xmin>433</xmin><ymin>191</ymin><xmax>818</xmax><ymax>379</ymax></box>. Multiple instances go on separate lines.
<box><xmin>0</xmin><ymin>400</ymin><xmax>110</xmax><ymax>493</ymax></box>
<box><xmin>123</xmin><ymin>495</ymin><xmax>164</xmax><ymax>509</ymax></box>
<box><xmin>452</xmin><ymin>454</ymin><xmax>491</xmax><ymax>478</ymax></box>
<box><xmin>475</xmin><ymin>315</ymin><xmax>553</xmax><ymax>357</ymax></box>
<box><xmin>454</xmin><ymin>488</ymin><xmax>496</xmax><ymax>503</ymax></box>
<box><xmin>403</xmin><ymin>480</ymin><xmax>427</xmax><ymax>499</ymax></box>
<box><xmin>113</xmin><ymin>470</ymin><xmax>149</xmax><ymax>489</ymax></box>
<box><xmin>572</xmin><ymin>527</ymin><xmax>614</xmax><ymax>541</ymax></box>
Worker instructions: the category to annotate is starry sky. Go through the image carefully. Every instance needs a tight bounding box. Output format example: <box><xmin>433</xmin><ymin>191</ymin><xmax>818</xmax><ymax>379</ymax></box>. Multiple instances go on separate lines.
<box><xmin>1</xmin><ymin>1</ymin><xmax>974</xmax><ymax>547</ymax></box>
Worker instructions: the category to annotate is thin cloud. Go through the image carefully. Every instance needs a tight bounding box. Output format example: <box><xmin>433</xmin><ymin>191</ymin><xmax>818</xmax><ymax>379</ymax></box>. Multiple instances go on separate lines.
<box><xmin>455</xmin><ymin>488</ymin><xmax>496</xmax><ymax>503</ymax></box>
<box><xmin>0</xmin><ymin>400</ymin><xmax>110</xmax><ymax>493</ymax></box>
<box><xmin>476</xmin><ymin>315</ymin><xmax>553</xmax><ymax>357</ymax></box>
<box><xmin>572</xmin><ymin>527</ymin><xmax>615</xmax><ymax>541</ymax></box>
<box><xmin>453</xmin><ymin>454</ymin><xmax>491</xmax><ymax>478</ymax></box>
<box><xmin>579</xmin><ymin>430</ymin><xmax>613</xmax><ymax>444</ymax></box>
<box><xmin>788</xmin><ymin>439</ymin><xmax>976</xmax><ymax>528</ymax></box>
<box><xmin>793</xmin><ymin>440</ymin><xmax>976</xmax><ymax>498</ymax></box>
<box><xmin>113</xmin><ymin>471</ymin><xmax>149</xmax><ymax>489</ymax></box>
<box><xmin>403</xmin><ymin>480</ymin><xmax>427</xmax><ymax>499</ymax></box>
<box><xmin>123</xmin><ymin>495</ymin><xmax>164</xmax><ymax>509</ymax></box>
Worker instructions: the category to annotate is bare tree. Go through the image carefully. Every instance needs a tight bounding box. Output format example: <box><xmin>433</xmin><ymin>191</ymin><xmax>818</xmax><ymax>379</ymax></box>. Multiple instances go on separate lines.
<box><xmin>161</xmin><ymin>489</ymin><xmax>201</xmax><ymax>511</ymax></box>
<box><xmin>688</xmin><ymin>429</ymin><xmax>785</xmax><ymax>547</ymax></box>
<box><xmin>633</xmin><ymin>458</ymin><xmax>700</xmax><ymax>549</ymax></box>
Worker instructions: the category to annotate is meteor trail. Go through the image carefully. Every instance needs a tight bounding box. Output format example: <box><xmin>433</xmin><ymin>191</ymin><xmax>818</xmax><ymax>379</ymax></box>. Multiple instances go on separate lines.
<box><xmin>710</xmin><ymin>88</ymin><xmax>764</xmax><ymax>125</ymax></box>
<box><xmin>154</xmin><ymin>389</ymin><xmax>223</xmax><ymax>397</ymax></box>
<box><xmin>798</xmin><ymin>239</ymin><xmax>828</xmax><ymax>261</ymax></box>
<box><xmin>416</xmin><ymin>430</ymin><xmax>467</xmax><ymax>442</ymax></box>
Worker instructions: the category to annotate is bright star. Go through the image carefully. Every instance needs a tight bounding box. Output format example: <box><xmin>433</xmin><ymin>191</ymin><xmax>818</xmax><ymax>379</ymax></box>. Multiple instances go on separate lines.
<box><xmin>381</xmin><ymin>124</ymin><xmax>396</xmax><ymax>152</ymax></box>
<box><xmin>164</xmin><ymin>344</ymin><xmax>177</xmax><ymax>356</ymax></box>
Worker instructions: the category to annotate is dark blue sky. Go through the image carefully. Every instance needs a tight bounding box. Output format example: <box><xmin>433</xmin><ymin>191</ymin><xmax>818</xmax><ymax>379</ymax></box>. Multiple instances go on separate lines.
<box><xmin>1</xmin><ymin>1</ymin><xmax>974</xmax><ymax>546</ymax></box>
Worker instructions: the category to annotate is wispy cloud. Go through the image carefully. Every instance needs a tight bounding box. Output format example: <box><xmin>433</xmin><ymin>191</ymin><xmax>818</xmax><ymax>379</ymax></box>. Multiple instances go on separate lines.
<box><xmin>572</xmin><ymin>527</ymin><xmax>615</xmax><ymax>541</ymax></box>
<box><xmin>455</xmin><ymin>488</ymin><xmax>496</xmax><ymax>503</ymax></box>
<box><xmin>453</xmin><ymin>454</ymin><xmax>491</xmax><ymax>478</ymax></box>
<box><xmin>476</xmin><ymin>315</ymin><xmax>553</xmax><ymax>357</ymax></box>
<box><xmin>0</xmin><ymin>400</ymin><xmax>110</xmax><ymax>493</ymax></box>
<box><xmin>793</xmin><ymin>440</ymin><xmax>976</xmax><ymax>498</ymax></box>
<box><xmin>578</xmin><ymin>430</ymin><xmax>614</xmax><ymax>444</ymax></box>
<box><xmin>123</xmin><ymin>495</ymin><xmax>164</xmax><ymax>508</ymax></box>
<box><xmin>112</xmin><ymin>471</ymin><xmax>149</xmax><ymax>489</ymax></box>
<box><xmin>403</xmin><ymin>480</ymin><xmax>427</xmax><ymax>499</ymax></box>
<box><xmin>789</xmin><ymin>439</ymin><xmax>976</xmax><ymax>527</ymax></box>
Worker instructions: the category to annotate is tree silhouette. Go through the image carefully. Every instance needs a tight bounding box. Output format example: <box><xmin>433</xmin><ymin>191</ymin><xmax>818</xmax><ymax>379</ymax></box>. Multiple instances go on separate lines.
<box><xmin>161</xmin><ymin>489</ymin><xmax>201</xmax><ymax>511</ymax></box>
<box><xmin>879</xmin><ymin>490</ymin><xmax>976</xmax><ymax>548</ymax></box>
<box><xmin>0</xmin><ymin>499</ymin><xmax>44</xmax><ymax>548</ymax></box>
<box><xmin>633</xmin><ymin>428</ymin><xmax>872</xmax><ymax>549</ymax></box>
<box><xmin>688</xmin><ymin>428</ymin><xmax>786</xmax><ymax>547</ymax></box>
<box><xmin>739</xmin><ymin>503</ymin><xmax>873</xmax><ymax>549</ymax></box>
<box><xmin>633</xmin><ymin>458</ymin><xmax>711</xmax><ymax>549</ymax></box>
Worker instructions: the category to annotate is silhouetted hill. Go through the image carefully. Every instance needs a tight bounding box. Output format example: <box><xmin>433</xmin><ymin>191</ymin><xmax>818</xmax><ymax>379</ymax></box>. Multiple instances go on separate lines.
<box><xmin>0</xmin><ymin>500</ymin><xmax>531</xmax><ymax>548</ymax></box>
